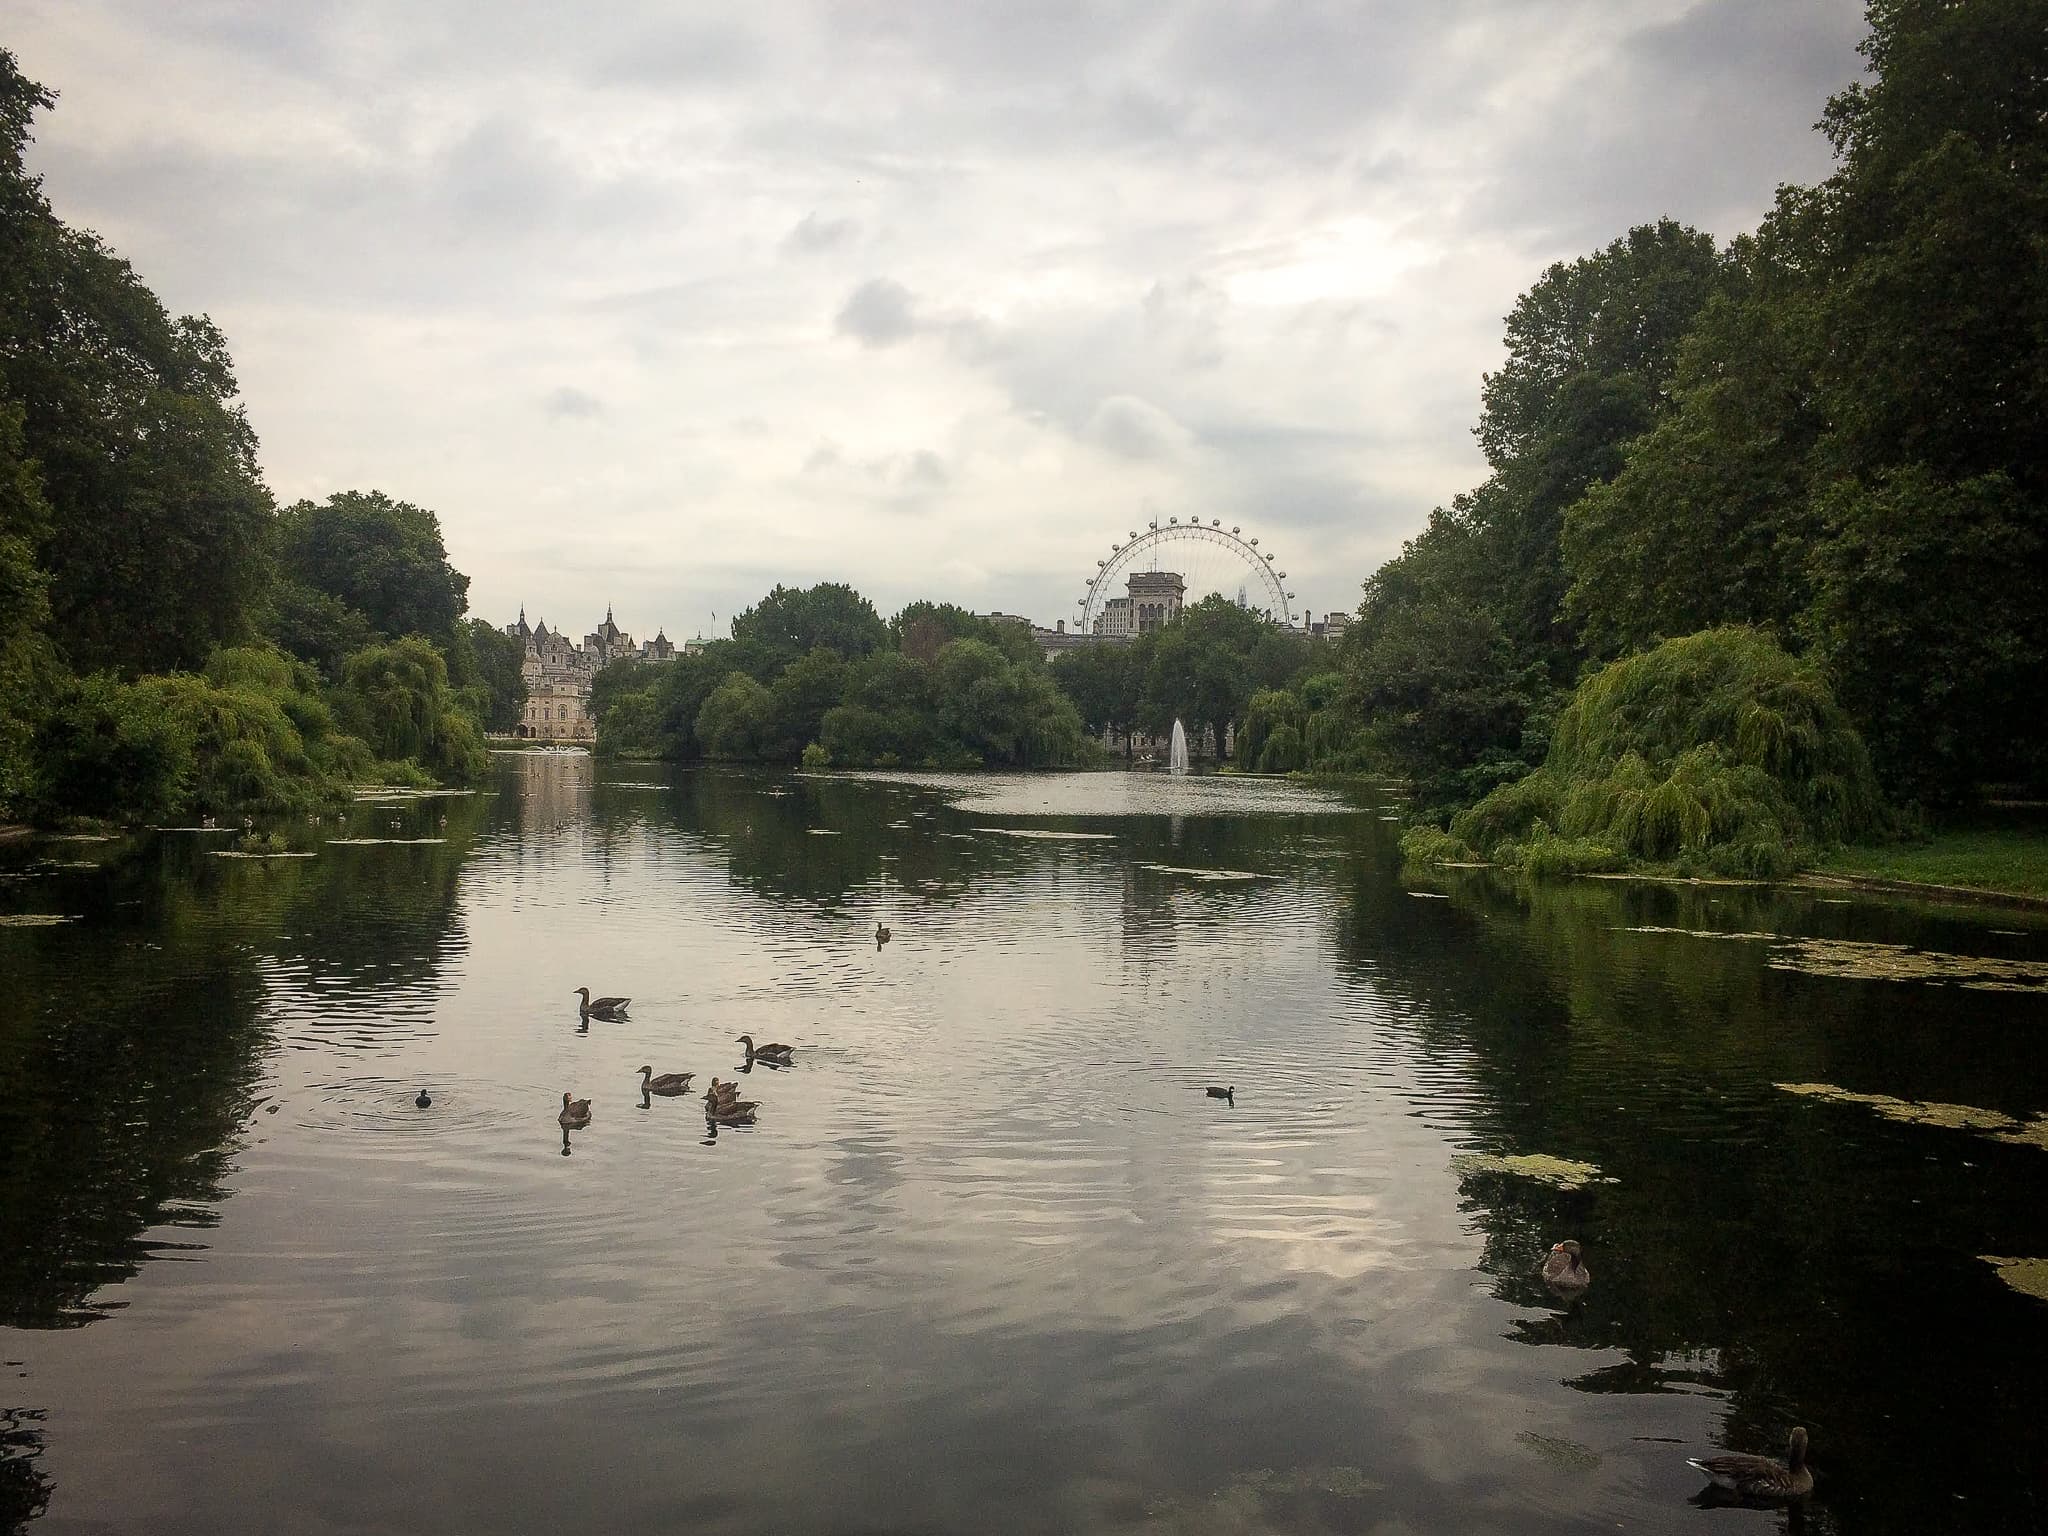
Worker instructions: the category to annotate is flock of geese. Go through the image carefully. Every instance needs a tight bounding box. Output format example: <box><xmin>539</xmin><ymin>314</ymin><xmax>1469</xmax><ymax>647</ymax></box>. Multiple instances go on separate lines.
<box><xmin>1538</xmin><ymin>1240</ymin><xmax>1813</xmax><ymax>1502</ymax></box>
<box><xmin>434</xmin><ymin>954</ymin><xmax>1813</xmax><ymax>1507</ymax></box>
<box><xmin>550</xmin><ymin>989</ymin><xmax>799</xmax><ymax>1136</ymax></box>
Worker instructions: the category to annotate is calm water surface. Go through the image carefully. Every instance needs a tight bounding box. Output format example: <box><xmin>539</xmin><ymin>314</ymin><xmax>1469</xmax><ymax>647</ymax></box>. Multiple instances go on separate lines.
<box><xmin>2</xmin><ymin>756</ymin><xmax>2046</xmax><ymax>1535</ymax></box>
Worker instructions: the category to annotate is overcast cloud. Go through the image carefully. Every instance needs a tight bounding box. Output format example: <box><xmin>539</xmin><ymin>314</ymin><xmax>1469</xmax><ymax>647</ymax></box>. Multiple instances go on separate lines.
<box><xmin>8</xmin><ymin>0</ymin><xmax>1868</xmax><ymax>637</ymax></box>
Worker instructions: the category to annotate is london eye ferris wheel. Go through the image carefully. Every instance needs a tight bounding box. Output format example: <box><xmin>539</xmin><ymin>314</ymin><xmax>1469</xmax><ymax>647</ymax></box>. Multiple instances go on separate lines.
<box><xmin>1077</xmin><ymin>518</ymin><xmax>1295</xmax><ymax>633</ymax></box>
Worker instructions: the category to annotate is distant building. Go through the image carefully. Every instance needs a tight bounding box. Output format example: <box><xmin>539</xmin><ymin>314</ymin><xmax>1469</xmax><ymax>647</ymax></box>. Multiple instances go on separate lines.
<box><xmin>1126</xmin><ymin>571</ymin><xmax>1186</xmax><ymax>633</ymax></box>
<box><xmin>499</xmin><ymin>605</ymin><xmax>676</xmax><ymax>741</ymax></box>
<box><xmin>1093</xmin><ymin>595</ymin><xmax>1134</xmax><ymax>639</ymax></box>
<box><xmin>1309</xmin><ymin>611</ymin><xmax>1351</xmax><ymax>641</ymax></box>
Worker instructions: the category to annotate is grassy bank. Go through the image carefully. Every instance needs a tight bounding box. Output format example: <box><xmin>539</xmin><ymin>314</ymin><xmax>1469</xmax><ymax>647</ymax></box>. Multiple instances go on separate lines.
<box><xmin>1818</xmin><ymin>825</ymin><xmax>2048</xmax><ymax>901</ymax></box>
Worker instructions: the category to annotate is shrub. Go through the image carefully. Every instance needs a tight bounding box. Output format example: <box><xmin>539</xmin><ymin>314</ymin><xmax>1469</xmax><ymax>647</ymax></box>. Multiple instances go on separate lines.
<box><xmin>1453</xmin><ymin>628</ymin><xmax>1885</xmax><ymax>876</ymax></box>
<box><xmin>1399</xmin><ymin>825</ymin><xmax>1478</xmax><ymax>864</ymax></box>
<box><xmin>801</xmin><ymin>742</ymin><xmax>830</xmax><ymax>770</ymax></box>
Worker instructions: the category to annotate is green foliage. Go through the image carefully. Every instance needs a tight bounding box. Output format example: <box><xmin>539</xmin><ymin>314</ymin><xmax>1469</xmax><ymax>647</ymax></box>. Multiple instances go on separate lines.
<box><xmin>733</xmin><ymin>583</ymin><xmax>887</xmax><ymax>667</ymax></box>
<box><xmin>3</xmin><ymin>53</ymin><xmax>271</xmax><ymax>678</ymax></box>
<box><xmin>275</xmin><ymin>491</ymin><xmax>470</xmax><ymax>649</ymax></box>
<box><xmin>1451</xmin><ymin>629</ymin><xmax>1884</xmax><ymax>877</ymax></box>
<box><xmin>1804</xmin><ymin>468</ymin><xmax>2045</xmax><ymax>805</ymax></box>
<box><xmin>893</xmin><ymin>601</ymin><xmax>1037</xmax><ymax>665</ymax></box>
<box><xmin>1050</xmin><ymin>642</ymin><xmax>1141</xmax><ymax>747</ymax></box>
<box><xmin>696</xmin><ymin>672</ymin><xmax>775</xmax><ymax>761</ymax></box>
<box><xmin>0</xmin><ymin>399</ymin><xmax>54</xmax><ymax>815</ymax></box>
<box><xmin>334</xmin><ymin>637</ymin><xmax>486</xmax><ymax>783</ymax></box>
<box><xmin>766</xmin><ymin>648</ymin><xmax>848</xmax><ymax>761</ymax></box>
<box><xmin>31</xmin><ymin>673</ymin><xmax>192</xmax><ymax>822</ymax></box>
<box><xmin>800</xmin><ymin>742</ymin><xmax>830</xmax><ymax>771</ymax></box>
<box><xmin>1399</xmin><ymin>825</ymin><xmax>1478</xmax><ymax>864</ymax></box>
<box><xmin>460</xmin><ymin>617</ymin><xmax>528</xmax><ymax>733</ymax></box>
<box><xmin>1256</xmin><ymin>724</ymin><xmax>1303</xmax><ymax>774</ymax></box>
<box><xmin>28</xmin><ymin>644</ymin><xmax>382</xmax><ymax>821</ymax></box>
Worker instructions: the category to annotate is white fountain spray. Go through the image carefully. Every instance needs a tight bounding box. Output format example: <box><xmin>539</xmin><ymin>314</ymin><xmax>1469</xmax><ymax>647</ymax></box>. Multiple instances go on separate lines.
<box><xmin>1169</xmin><ymin>719</ymin><xmax>1189</xmax><ymax>776</ymax></box>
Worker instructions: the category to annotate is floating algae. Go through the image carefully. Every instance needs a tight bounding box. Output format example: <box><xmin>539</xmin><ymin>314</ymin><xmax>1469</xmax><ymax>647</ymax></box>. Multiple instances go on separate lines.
<box><xmin>1618</xmin><ymin>925</ymin><xmax>1779</xmax><ymax>941</ymax></box>
<box><xmin>1138</xmin><ymin>864</ymin><xmax>1270</xmax><ymax>882</ymax></box>
<box><xmin>1766</xmin><ymin>937</ymin><xmax>2048</xmax><ymax>993</ymax></box>
<box><xmin>325</xmin><ymin>838</ymin><xmax>447</xmax><ymax>846</ymax></box>
<box><xmin>974</xmin><ymin>827</ymin><xmax>1117</xmax><ymax>841</ymax></box>
<box><xmin>0</xmin><ymin>913</ymin><xmax>77</xmax><ymax>927</ymax></box>
<box><xmin>1450</xmin><ymin>1152</ymin><xmax>1609</xmax><ymax>1190</ymax></box>
<box><xmin>1981</xmin><ymin>1257</ymin><xmax>2048</xmax><ymax>1303</ymax></box>
<box><xmin>1515</xmin><ymin>1432</ymin><xmax>1602</xmax><ymax>1471</ymax></box>
<box><xmin>210</xmin><ymin>850</ymin><xmax>317</xmax><ymax>860</ymax></box>
<box><xmin>1776</xmin><ymin>1083</ymin><xmax>2048</xmax><ymax>1150</ymax></box>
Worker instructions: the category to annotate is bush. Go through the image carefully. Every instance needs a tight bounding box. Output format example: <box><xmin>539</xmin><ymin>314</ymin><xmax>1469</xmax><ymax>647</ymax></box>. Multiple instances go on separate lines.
<box><xmin>335</xmin><ymin>636</ymin><xmax>487</xmax><ymax>783</ymax></box>
<box><xmin>801</xmin><ymin>742</ymin><xmax>830</xmax><ymax>770</ymax></box>
<box><xmin>1399</xmin><ymin>825</ymin><xmax>1478</xmax><ymax>864</ymax></box>
<box><xmin>1452</xmin><ymin>628</ymin><xmax>1885</xmax><ymax>875</ymax></box>
<box><xmin>1257</xmin><ymin>723</ymin><xmax>1304</xmax><ymax>773</ymax></box>
<box><xmin>32</xmin><ymin>673</ymin><xmax>192</xmax><ymax>821</ymax></box>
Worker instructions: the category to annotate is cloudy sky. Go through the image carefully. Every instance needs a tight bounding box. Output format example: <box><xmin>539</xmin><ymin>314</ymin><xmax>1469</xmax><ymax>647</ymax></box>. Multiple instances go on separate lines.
<box><xmin>10</xmin><ymin>0</ymin><xmax>1867</xmax><ymax>640</ymax></box>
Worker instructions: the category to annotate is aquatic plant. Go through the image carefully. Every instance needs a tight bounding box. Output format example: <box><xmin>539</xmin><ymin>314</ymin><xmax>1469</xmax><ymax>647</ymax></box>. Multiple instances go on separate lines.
<box><xmin>1450</xmin><ymin>1152</ymin><xmax>1609</xmax><ymax>1190</ymax></box>
<box><xmin>1981</xmin><ymin>1257</ymin><xmax>2048</xmax><ymax>1303</ymax></box>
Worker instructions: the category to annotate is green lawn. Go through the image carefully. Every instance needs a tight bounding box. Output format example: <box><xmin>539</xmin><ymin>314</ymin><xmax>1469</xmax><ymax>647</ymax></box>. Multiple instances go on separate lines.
<box><xmin>1819</xmin><ymin>825</ymin><xmax>2048</xmax><ymax>900</ymax></box>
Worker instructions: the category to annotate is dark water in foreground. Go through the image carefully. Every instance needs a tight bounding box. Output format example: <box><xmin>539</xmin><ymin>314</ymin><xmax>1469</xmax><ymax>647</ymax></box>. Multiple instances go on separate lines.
<box><xmin>3</xmin><ymin>756</ymin><xmax>2047</xmax><ymax>1535</ymax></box>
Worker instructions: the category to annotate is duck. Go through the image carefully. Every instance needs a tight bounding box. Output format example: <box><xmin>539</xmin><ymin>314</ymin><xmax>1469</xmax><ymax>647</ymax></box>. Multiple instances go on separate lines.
<box><xmin>736</xmin><ymin>1033</ymin><xmax>794</xmax><ymax>1064</ymax></box>
<box><xmin>1688</xmin><ymin>1428</ymin><xmax>1814</xmax><ymax>1501</ymax></box>
<box><xmin>558</xmin><ymin>1091</ymin><xmax>592</xmax><ymax>1129</ymax></box>
<box><xmin>875</xmin><ymin>922</ymin><xmax>892</xmax><ymax>948</ymax></box>
<box><xmin>1206</xmin><ymin>1085</ymin><xmax>1235</xmax><ymax>1104</ymax></box>
<box><xmin>639</xmin><ymin>1065</ymin><xmax>694</xmax><ymax>1096</ymax></box>
<box><xmin>1541</xmin><ymin>1239</ymin><xmax>1590</xmax><ymax>1294</ymax></box>
<box><xmin>414</xmin><ymin>1088</ymin><xmax>432</xmax><ymax>1109</ymax></box>
<box><xmin>573</xmin><ymin>986</ymin><xmax>630</xmax><ymax>1019</ymax></box>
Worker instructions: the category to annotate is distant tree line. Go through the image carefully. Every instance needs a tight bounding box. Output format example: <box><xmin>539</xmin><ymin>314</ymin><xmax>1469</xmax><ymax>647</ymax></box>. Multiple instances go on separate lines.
<box><xmin>593</xmin><ymin>582</ymin><xmax>1345</xmax><ymax>771</ymax></box>
<box><xmin>0</xmin><ymin>51</ymin><xmax>522</xmax><ymax>823</ymax></box>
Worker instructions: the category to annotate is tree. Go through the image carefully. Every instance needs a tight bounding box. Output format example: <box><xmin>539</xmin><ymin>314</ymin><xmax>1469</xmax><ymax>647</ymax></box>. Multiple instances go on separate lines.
<box><xmin>462</xmin><ymin>618</ymin><xmax>528</xmax><ymax>734</ymax></box>
<box><xmin>1804</xmin><ymin>469</ymin><xmax>2044</xmax><ymax>804</ymax></box>
<box><xmin>1051</xmin><ymin>642</ymin><xmax>1141</xmax><ymax>749</ymax></box>
<box><xmin>1139</xmin><ymin>597</ymin><xmax>1269</xmax><ymax>759</ymax></box>
<box><xmin>695</xmin><ymin>672</ymin><xmax>775</xmax><ymax>760</ymax></box>
<box><xmin>2</xmin><ymin>51</ymin><xmax>272</xmax><ymax>677</ymax></box>
<box><xmin>1346</xmin><ymin>598</ymin><xmax>1546</xmax><ymax>803</ymax></box>
<box><xmin>765</xmin><ymin>647</ymin><xmax>848</xmax><ymax>761</ymax></box>
<box><xmin>893</xmin><ymin>600</ymin><xmax>1037</xmax><ymax>665</ymax></box>
<box><xmin>732</xmin><ymin>583</ymin><xmax>887</xmax><ymax>667</ymax></box>
<box><xmin>275</xmin><ymin>491</ymin><xmax>469</xmax><ymax>647</ymax></box>
<box><xmin>0</xmin><ymin>400</ymin><xmax>53</xmax><ymax>814</ymax></box>
<box><xmin>334</xmin><ymin>637</ymin><xmax>486</xmax><ymax>782</ymax></box>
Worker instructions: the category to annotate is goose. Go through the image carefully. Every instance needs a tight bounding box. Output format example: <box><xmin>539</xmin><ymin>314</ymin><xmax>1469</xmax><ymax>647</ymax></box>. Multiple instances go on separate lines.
<box><xmin>414</xmin><ymin>1088</ymin><xmax>432</xmax><ymax>1109</ymax></box>
<box><xmin>736</xmin><ymin>1033</ymin><xmax>794</xmax><ymax>1064</ymax></box>
<box><xmin>639</xmin><ymin>1066</ymin><xmax>694</xmax><ymax>1096</ymax></box>
<box><xmin>1206</xmin><ymin>1085</ymin><xmax>1235</xmax><ymax>1103</ymax></box>
<box><xmin>1688</xmin><ymin>1428</ymin><xmax>1813</xmax><ymax>1501</ymax></box>
<box><xmin>558</xmin><ymin>1091</ymin><xmax>592</xmax><ymax>1129</ymax></box>
<box><xmin>1541</xmin><ymin>1240</ymin><xmax>1590</xmax><ymax>1294</ymax></box>
<box><xmin>573</xmin><ymin>987</ymin><xmax>630</xmax><ymax>1018</ymax></box>
<box><xmin>875</xmin><ymin>922</ymin><xmax>892</xmax><ymax>948</ymax></box>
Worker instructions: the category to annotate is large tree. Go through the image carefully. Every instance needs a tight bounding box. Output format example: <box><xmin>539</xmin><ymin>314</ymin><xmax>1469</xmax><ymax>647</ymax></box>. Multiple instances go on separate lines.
<box><xmin>732</xmin><ymin>582</ymin><xmax>887</xmax><ymax>667</ymax></box>
<box><xmin>275</xmin><ymin>491</ymin><xmax>470</xmax><ymax>650</ymax></box>
<box><xmin>2</xmin><ymin>51</ymin><xmax>273</xmax><ymax>677</ymax></box>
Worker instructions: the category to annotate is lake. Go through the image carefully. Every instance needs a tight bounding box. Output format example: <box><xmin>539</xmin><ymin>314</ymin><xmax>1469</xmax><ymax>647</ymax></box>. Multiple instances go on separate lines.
<box><xmin>3</xmin><ymin>755</ymin><xmax>2046</xmax><ymax>1535</ymax></box>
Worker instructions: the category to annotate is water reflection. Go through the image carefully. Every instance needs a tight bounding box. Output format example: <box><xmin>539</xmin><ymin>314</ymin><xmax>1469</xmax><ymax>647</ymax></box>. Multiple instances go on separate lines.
<box><xmin>0</xmin><ymin>760</ymin><xmax>2044</xmax><ymax>1533</ymax></box>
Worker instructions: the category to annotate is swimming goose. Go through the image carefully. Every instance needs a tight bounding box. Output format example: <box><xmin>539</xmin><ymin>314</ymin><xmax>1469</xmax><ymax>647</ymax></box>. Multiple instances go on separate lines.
<box><xmin>1541</xmin><ymin>1240</ymin><xmax>1590</xmax><ymax>1294</ymax></box>
<box><xmin>1688</xmin><ymin>1428</ymin><xmax>1813</xmax><ymax>1501</ymax></box>
<box><xmin>736</xmin><ymin>1033</ymin><xmax>794</xmax><ymax>1063</ymax></box>
<box><xmin>1206</xmin><ymin>1085</ymin><xmax>1235</xmax><ymax>1103</ymax></box>
<box><xmin>875</xmin><ymin>922</ymin><xmax>892</xmax><ymax>948</ymax></box>
<box><xmin>573</xmin><ymin>987</ymin><xmax>630</xmax><ymax>1018</ymax></box>
<box><xmin>558</xmin><ymin>1091</ymin><xmax>592</xmax><ymax>1129</ymax></box>
<box><xmin>415</xmin><ymin>1088</ymin><xmax>432</xmax><ymax>1109</ymax></box>
<box><xmin>639</xmin><ymin>1066</ymin><xmax>694</xmax><ymax>1096</ymax></box>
